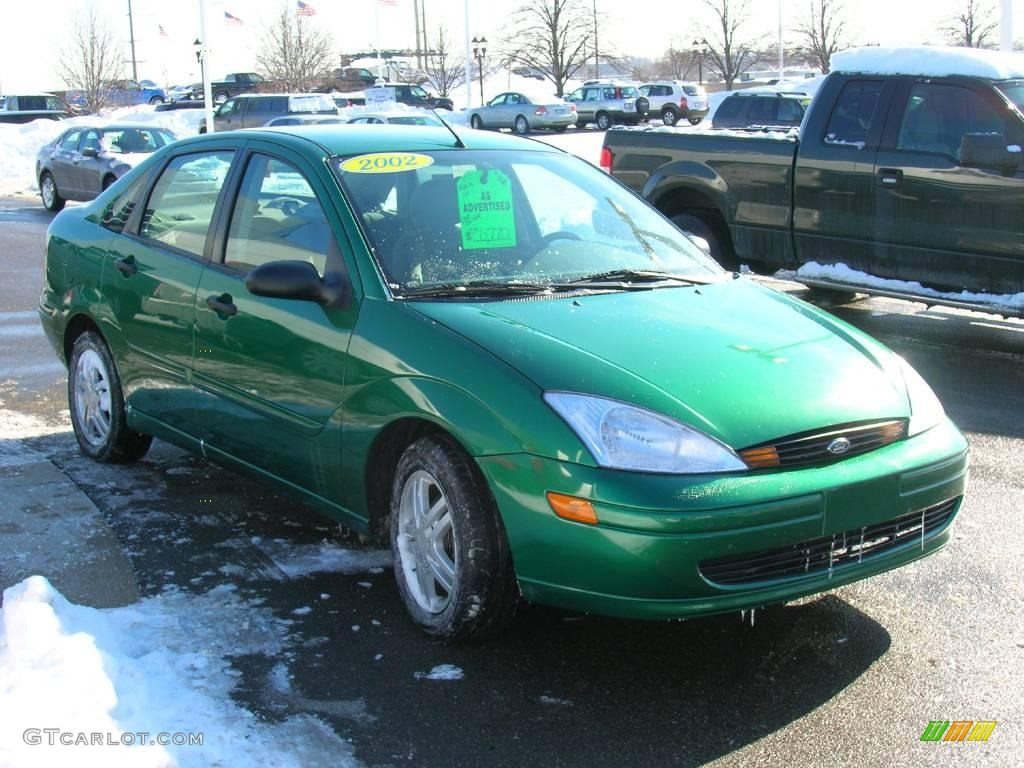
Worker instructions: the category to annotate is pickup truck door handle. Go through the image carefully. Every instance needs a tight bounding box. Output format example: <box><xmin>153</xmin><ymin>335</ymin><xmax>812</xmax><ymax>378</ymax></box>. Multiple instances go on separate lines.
<box><xmin>114</xmin><ymin>257</ymin><xmax>137</xmax><ymax>276</ymax></box>
<box><xmin>877</xmin><ymin>168</ymin><xmax>903</xmax><ymax>188</ymax></box>
<box><xmin>206</xmin><ymin>294</ymin><xmax>238</xmax><ymax>317</ymax></box>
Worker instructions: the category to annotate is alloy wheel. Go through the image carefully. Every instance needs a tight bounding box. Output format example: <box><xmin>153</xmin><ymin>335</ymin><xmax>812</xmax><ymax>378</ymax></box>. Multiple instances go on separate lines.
<box><xmin>396</xmin><ymin>470</ymin><xmax>457</xmax><ymax>614</ymax></box>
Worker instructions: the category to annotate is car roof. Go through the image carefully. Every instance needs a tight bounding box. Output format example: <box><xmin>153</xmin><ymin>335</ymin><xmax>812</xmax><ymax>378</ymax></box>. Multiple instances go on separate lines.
<box><xmin>233</xmin><ymin>92</ymin><xmax>330</xmax><ymax>99</ymax></box>
<box><xmin>727</xmin><ymin>91</ymin><xmax>807</xmax><ymax>98</ymax></box>
<box><xmin>198</xmin><ymin>124</ymin><xmax>560</xmax><ymax>156</ymax></box>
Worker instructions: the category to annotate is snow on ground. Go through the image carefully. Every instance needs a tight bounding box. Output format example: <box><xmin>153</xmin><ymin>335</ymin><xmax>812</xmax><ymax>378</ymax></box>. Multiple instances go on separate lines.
<box><xmin>0</xmin><ymin>105</ymin><xmax>205</xmax><ymax>197</ymax></box>
<box><xmin>797</xmin><ymin>261</ymin><xmax>1024</xmax><ymax>312</ymax></box>
<box><xmin>0</xmin><ymin>576</ymin><xmax>357</xmax><ymax>767</ymax></box>
<box><xmin>531</xmin><ymin>129</ymin><xmax>605</xmax><ymax>165</ymax></box>
<box><xmin>413</xmin><ymin>664</ymin><xmax>464</xmax><ymax>681</ymax></box>
<box><xmin>257</xmin><ymin>540</ymin><xmax>392</xmax><ymax>579</ymax></box>
<box><xmin>831</xmin><ymin>45</ymin><xmax>1024</xmax><ymax>80</ymax></box>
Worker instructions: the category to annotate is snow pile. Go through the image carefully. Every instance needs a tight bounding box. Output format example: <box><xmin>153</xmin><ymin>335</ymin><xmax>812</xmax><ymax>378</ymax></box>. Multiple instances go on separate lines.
<box><xmin>0</xmin><ymin>576</ymin><xmax>357</xmax><ymax>767</ymax></box>
<box><xmin>413</xmin><ymin>664</ymin><xmax>464</xmax><ymax>681</ymax></box>
<box><xmin>0</xmin><ymin>105</ymin><xmax>204</xmax><ymax>197</ymax></box>
<box><xmin>796</xmin><ymin>261</ymin><xmax>1024</xmax><ymax>312</ymax></box>
<box><xmin>831</xmin><ymin>46</ymin><xmax>1024</xmax><ymax>80</ymax></box>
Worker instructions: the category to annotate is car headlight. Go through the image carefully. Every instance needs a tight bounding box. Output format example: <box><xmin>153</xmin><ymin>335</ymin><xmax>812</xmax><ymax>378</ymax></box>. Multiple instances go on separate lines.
<box><xmin>898</xmin><ymin>358</ymin><xmax>944</xmax><ymax>437</ymax></box>
<box><xmin>544</xmin><ymin>392</ymin><xmax>747</xmax><ymax>474</ymax></box>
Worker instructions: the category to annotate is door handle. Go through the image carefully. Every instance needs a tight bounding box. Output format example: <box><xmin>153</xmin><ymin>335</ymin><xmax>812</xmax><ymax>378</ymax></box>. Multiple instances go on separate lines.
<box><xmin>877</xmin><ymin>168</ymin><xmax>903</xmax><ymax>187</ymax></box>
<box><xmin>206</xmin><ymin>294</ymin><xmax>238</xmax><ymax>317</ymax></box>
<box><xmin>114</xmin><ymin>257</ymin><xmax>137</xmax><ymax>276</ymax></box>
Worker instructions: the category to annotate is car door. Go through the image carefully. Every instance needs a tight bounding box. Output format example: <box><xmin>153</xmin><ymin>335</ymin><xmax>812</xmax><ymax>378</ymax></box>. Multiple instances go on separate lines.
<box><xmin>488</xmin><ymin>93</ymin><xmax>512</xmax><ymax>127</ymax></box>
<box><xmin>191</xmin><ymin>145</ymin><xmax>359</xmax><ymax>496</ymax></box>
<box><xmin>870</xmin><ymin>79</ymin><xmax>1024</xmax><ymax>293</ymax></box>
<box><xmin>76</xmin><ymin>129</ymin><xmax>108</xmax><ymax>198</ymax></box>
<box><xmin>102</xmin><ymin>147</ymin><xmax>238</xmax><ymax>438</ymax></box>
<box><xmin>49</xmin><ymin>128</ymin><xmax>86</xmax><ymax>198</ymax></box>
<box><xmin>214</xmin><ymin>98</ymin><xmax>243</xmax><ymax>131</ymax></box>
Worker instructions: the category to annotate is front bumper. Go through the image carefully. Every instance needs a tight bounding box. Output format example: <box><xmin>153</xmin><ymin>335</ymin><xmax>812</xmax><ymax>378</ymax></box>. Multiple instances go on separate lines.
<box><xmin>477</xmin><ymin>418</ymin><xmax>968</xmax><ymax>619</ymax></box>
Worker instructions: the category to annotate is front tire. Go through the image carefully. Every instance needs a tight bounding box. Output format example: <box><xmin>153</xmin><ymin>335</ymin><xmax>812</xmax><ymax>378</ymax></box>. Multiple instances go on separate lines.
<box><xmin>68</xmin><ymin>331</ymin><xmax>152</xmax><ymax>463</ymax></box>
<box><xmin>470</xmin><ymin>114</ymin><xmax>484</xmax><ymax>130</ymax></box>
<box><xmin>390</xmin><ymin>435</ymin><xmax>518</xmax><ymax>640</ymax></box>
<box><xmin>514</xmin><ymin>115</ymin><xmax>530</xmax><ymax>135</ymax></box>
<box><xmin>595</xmin><ymin>111</ymin><xmax>612</xmax><ymax>131</ymax></box>
<box><xmin>213</xmin><ymin>91</ymin><xmax>229</xmax><ymax>105</ymax></box>
<box><xmin>662</xmin><ymin>107</ymin><xmax>679</xmax><ymax>126</ymax></box>
<box><xmin>40</xmin><ymin>172</ymin><xmax>65</xmax><ymax>212</ymax></box>
<box><xmin>149</xmin><ymin>96</ymin><xmax>164</xmax><ymax>105</ymax></box>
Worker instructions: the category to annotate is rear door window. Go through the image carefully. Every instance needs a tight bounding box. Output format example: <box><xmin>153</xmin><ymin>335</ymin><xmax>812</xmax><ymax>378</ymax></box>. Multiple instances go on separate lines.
<box><xmin>715</xmin><ymin>97</ymin><xmax>743</xmax><ymax>119</ymax></box>
<box><xmin>746</xmin><ymin>98</ymin><xmax>775</xmax><ymax>123</ymax></box>
<box><xmin>824</xmin><ymin>80</ymin><xmax>884</xmax><ymax>148</ymax></box>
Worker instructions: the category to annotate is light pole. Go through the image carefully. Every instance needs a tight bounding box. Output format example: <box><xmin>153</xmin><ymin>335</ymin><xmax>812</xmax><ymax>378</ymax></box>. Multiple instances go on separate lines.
<box><xmin>193</xmin><ymin>38</ymin><xmax>205</xmax><ymax>86</ymax></box>
<box><xmin>691</xmin><ymin>38</ymin><xmax>708</xmax><ymax>85</ymax></box>
<box><xmin>471</xmin><ymin>36</ymin><xmax>487</xmax><ymax>106</ymax></box>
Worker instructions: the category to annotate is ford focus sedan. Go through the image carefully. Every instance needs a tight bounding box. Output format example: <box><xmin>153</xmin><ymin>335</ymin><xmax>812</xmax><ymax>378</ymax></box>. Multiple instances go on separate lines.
<box><xmin>39</xmin><ymin>125</ymin><xmax>968</xmax><ymax>640</ymax></box>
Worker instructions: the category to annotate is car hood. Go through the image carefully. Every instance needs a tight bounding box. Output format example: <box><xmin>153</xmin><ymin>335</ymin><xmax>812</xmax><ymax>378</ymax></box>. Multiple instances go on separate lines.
<box><xmin>410</xmin><ymin>279</ymin><xmax>910</xmax><ymax>449</ymax></box>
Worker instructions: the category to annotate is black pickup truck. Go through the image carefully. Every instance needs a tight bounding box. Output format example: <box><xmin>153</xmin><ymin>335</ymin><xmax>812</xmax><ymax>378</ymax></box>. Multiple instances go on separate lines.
<box><xmin>604</xmin><ymin>47</ymin><xmax>1024</xmax><ymax>314</ymax></box>
<box><xmin>189</xmin><ymin>73</ymin><xmax>268</xmax><ymax>105</ymax></box>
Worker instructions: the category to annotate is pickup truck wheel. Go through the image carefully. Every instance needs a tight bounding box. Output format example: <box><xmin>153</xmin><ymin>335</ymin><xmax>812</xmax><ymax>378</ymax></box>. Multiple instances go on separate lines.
<box><xmin>596</xmin><ymin>112</ymin><xmax>612</xmax><ymax>131</ymax></box>
<box><xmin>148</xmin><ymin>96</ymin><xmax>164</xmax><ymax>105</ymax></box>
<box><xmin>470</xmin><ymin>114</ymin><xmax>484</xmax><ymax>130</ymax></box>
<box><xmin>662</xmin><ymin>108</ymin><xmax>679</xmax><ymax>126</ymax></box>
<box><xmin>671</xmin><ymin>213</ymin><xmax>737</xmax><ymax>270</ymax></box>
<box><xmin>688</xmin><ymin>117</ymin><xmax>703</xmax><ymax>126</ymax></box>
<box><xmin>390</xmin><ymin>435</ymin><xmax>519</xmax><ymax>640</ymax></box>
<box><xmin>213</xmin><ymin>91</ymin><xmax>229</xmax><ymax>105</ymax></box>
<box><xmin>514</xmin><ymin>115</ymin><xmax>530</xmax><ymax>135</ymax></box>
<box><xmin>40</xmin><ymin>172</ymin><xmax>65</xmax><ymax>212</ymax></box>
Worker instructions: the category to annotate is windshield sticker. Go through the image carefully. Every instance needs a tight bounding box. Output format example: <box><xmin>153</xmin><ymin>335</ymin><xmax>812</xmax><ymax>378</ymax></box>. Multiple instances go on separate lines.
<box><xmin>339</xmin><ymin>153</ymin><xmax>434</xmax><ymax>174</ymax></box>
<box><xmin>457</xmin><ymin>170</ymin><xmax>516</xmax><ymax>250</ymax></box>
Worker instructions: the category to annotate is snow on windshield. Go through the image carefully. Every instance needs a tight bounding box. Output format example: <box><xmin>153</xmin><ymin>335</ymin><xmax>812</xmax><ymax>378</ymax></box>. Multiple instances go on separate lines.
<box><xmin>831</xmin><ymin>46</ymin><xmax>1024</xmax><ymax>80</ymax></box>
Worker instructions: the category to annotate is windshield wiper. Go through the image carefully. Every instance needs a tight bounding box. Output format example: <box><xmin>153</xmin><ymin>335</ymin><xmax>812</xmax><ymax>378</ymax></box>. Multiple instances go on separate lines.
<box><xmin>565</xmin><ymin>269</ymin><xmax>711</xmax><ymax>287</ymax></box>
<box><xmin>396</xmin><ymin>280</ymin><xmax>559</xmax><ymax>299</ymax></box>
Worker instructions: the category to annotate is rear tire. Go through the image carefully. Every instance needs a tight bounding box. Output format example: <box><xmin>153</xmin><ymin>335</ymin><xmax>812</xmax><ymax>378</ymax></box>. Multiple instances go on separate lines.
<box><xmin>40</xmin><ymin>172</ymin><xmax>65</xmax><ymax>212</ymax></box>
<box><xmin>390</xmin><ymin>435</ymin><xmax>519</xmax><ymax>640</ymax></box>
<box><xmin>689</xmin><ymin>117</ymin><xmax>703</xmax><ymax>126</ymax></box>
<box><xmin>552</xmin><ymin>125</ymin><xmax>567</xmax><ymax>133</ymax></box>
<box><xmin>514</xmin><ymin>115</ymin><xmax>530</xmax><ymax>135</ymax></box>
<box><xmin>671</xmin><ymin>212</ymin><xmax>737</xmax><ymax>270</ymax></box>
<box><xmin>149</xmin><ymin>96</ymin><xmax>164</xmax><ymax>105</ymax></box>
<box><xmin>662</xmin><ymin>107</ymin><xmax>679</xmax><ymax>126</ymax></box>
<box><xmin>595</xmin><ymin>111</ymin><xmax>612</xmax><ymax>131</ymax></box>
<box><xmin>68</xmin><ymin>331</ymin><xmax>152</xmax><ymax>463</ymax></box>
<box><xmin>213</xmin><ymin>91</ymin><xmax>229</xmax><ymax>105</ymax></box>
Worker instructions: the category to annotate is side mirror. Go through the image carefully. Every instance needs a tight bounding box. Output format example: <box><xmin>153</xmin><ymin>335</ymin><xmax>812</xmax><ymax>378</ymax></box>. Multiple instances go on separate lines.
<box><xmin>960</xmin><ymin>132</ymin><xmax>1020</xmax><ymax>171</ymax></box>
<box><xmin>245</xmin><ymin>260</ymin><xmax>350</xmax><ymax>307</ymax></box>
<box><xmin>82</xmin><ymin>147</ymin><xmax>100</xmax><ymax>158</ymax></box>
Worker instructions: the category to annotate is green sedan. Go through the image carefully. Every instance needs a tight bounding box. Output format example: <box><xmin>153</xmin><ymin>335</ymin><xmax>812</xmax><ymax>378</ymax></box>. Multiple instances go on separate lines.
<box><xmin>39</xmin><ymin>125</ymin><xmax>969</xmax><ymax>639</ymax></box>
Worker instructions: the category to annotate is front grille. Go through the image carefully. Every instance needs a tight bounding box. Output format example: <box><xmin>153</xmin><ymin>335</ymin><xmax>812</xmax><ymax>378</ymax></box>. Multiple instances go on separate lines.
<box><xmin>738</xmin><ymin>419</ymin><xmax>907</xmax><ymax>470</ymax></box>
<box><xmin>699</xmin><ymin>497</ymin><xmax>960</xmax><ymax>586</ymax></box>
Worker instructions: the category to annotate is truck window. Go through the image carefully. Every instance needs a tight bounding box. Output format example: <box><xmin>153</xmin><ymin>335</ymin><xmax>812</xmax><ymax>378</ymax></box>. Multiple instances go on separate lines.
<box><xmin>746</xmin><ymin>98</ymin><xmax>775</xmax><ymax>122</ymax></box>
<box><xmin>777</xmin><ymin>99</ymin><xmax>804</xmax><ymax>123</ymax></box>
<box><xmin>823</xmin><ymin>80</ymin><xmax>883</xmax><ymax>148</ymax></box>
<box><xmin>896</xmin><ymin>83</ymin><xmax>1017</xmax><ymax>161</ymax></box>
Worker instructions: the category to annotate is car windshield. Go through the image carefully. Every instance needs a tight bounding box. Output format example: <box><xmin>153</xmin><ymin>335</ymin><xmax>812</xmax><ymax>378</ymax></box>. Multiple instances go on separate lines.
<box><xmin>100</xmin><ymin>128</ymin><xmax>175</xmax><ymax>154</ymax></box>
<box><xmin>997</xmin><ymin>81</ymin><xmax>1024</xmax><ymax>111</ymax></box>
<box><xmin>332</xmin><ymin>149</ymin><xmax>723</xmax><ymax>295</ymax></box>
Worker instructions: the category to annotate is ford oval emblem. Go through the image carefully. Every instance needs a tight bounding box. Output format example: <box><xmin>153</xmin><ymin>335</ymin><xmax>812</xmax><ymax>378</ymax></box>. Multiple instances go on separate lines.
<box><xmin>827</xmin><ymin>437</ymin><xmax>852</xmax><ymax>455</ymax></box>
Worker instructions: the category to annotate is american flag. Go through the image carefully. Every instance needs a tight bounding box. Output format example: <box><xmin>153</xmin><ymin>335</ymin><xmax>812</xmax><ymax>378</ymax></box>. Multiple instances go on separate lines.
<box><xmin>297</xmin><ymin>1</ymin><xmax>316</xmax><ymax>15</ymax></box>
<box><xmin>224</xmin><ymin>11</ymin><xmax>244</xmax><ymax>26</ymax></box>
<box><xmin>158</xmin><ymin>24</ymin><xmax>167</xmax><ymax>38</ymax></box>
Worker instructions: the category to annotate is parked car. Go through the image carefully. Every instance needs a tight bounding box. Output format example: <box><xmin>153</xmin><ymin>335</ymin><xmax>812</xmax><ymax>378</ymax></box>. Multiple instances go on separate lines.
<box><xmin>39</xmin><ymin>124</ymin><xmax>967</xmax><ymax>640</ymax></box>
<box><xmin>466</xmin><ymin>92</ymin><xmax>576</xmax><ymax>134</ymax></box>
<box><xmin>36</xmin><ymin>123</ymin><xmax>177</xmax><ymax>211</ymax></box>
<box><xmin>199</xmin><ymin>93</ymin><xmax>338</xmax><ymax>132</ymax></box>
<box><xmin>344</xmin><ymin>111</ymin><xmax>445</xmax><ymax>127</ymax></box>
<box><xmin>711</xmin><ymin>92</ymin><xmax>807</xmax><ymax>131</ymax></box>
<box><xmin>191</xmin><ymin>73</ymin><xmax>268</xmax><ymax>105</ymax></box>
<box><xmin>603</xmin><ymin>46</ymin><xmax>1024</xmax><ymax>315</ymax></box>
<box><xmin>565</xmin><ymin>81</ymin><xmax>648</xmax><ymax>129</ymax></box>
<box><xmin>0</xmin><ymin>93</ymin><xmax>68</xmax><ymax>123</ymax></box>
<box><xmin>106</xmin><ymin>80</ymin><xmax>168</xmax><ymax>106</ymax></box>
<box><xmin>512</xmin><ymin>66</ymin><xmax>546</xmax><ymax>80</ymax></box>
<box><xmin>320</xmin><ymin>67</ymin><xmax>377</xmax><ymax>92</ymax></box>
<box><xmin>372</xmin><ymin>83</ymin><xmax>453</xmax><ymax>111</ymax></box>
<box><xmin>264</xmin><ymin>115</ymin><xmax>345</xmax><ymax>127</ymax></box>
<box><xmin>639</xmin><ymin>81</ymin><xmax>709</xmax><ymax>126</ymax></box>
<box><xmin>167</xmin><ymin>83</ymin><xmax>201</xmax><ymax>102</ymax></box>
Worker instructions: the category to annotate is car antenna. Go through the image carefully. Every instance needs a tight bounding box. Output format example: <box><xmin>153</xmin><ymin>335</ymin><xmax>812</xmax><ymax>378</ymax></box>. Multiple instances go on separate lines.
<box><xmin>428</xmin><ymin>104</ymin><xmax>465</xmax><ymax>148</ymax></box>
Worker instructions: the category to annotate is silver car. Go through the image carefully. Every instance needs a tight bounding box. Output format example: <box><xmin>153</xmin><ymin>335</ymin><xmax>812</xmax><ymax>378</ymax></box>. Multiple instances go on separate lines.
<box><xmin>36</xmin><ymin>123</ymin><xmax>177</xmax><ymax>211</ymax></box>
<box><xmin>565</xmin><ymin>82</ymin><xmax>648</xmax><ymax>130</ymax></box>
<box><xmin>345</xmin><ymin>111</ymin><xmax>445</xmax><ymax>127</ymax></box>
<box><xmin>466</xmin><ymin>92</ymin><xmax>577</xmax><ymax>134</ymax></box>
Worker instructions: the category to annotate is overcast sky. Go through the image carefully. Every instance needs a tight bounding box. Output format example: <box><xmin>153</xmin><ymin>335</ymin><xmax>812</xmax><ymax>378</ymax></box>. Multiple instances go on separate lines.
<box><xmin>2</xmin><ymin>0</ymin><xmax>1022</xmax><ymax>91</ymax></box>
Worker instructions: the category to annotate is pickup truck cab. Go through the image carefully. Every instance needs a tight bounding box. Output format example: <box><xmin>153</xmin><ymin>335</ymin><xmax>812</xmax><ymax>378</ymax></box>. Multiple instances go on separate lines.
<box><xmin>0</xmin><ymin>93</ymin><xmax>68</xmax><ymax>123</ymax></box>
<box><xmin>191</xmin><ymin>73</ymin><xmax>268</xmax><ymax>105</ymax></box>
<box><xmin>604</xmin><ymin>46</ymin><xmax>1024</xmax><ymax>314</ymax></box>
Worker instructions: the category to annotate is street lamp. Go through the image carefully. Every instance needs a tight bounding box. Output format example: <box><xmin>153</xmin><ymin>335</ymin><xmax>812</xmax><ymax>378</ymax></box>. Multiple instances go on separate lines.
<box><xmin>471</xmin><ymin>35</ymin><xmax>487</xmax><ymax>106</ymax></box>
<box><xmin>193</xmin><ymin>38</ymin><xmax>205</xmax><ymax>89</ymax></box>
<box><xmin>691</xmin><ymin>38</ymin><xmax>708</xmax><ymax>85</ymax></box>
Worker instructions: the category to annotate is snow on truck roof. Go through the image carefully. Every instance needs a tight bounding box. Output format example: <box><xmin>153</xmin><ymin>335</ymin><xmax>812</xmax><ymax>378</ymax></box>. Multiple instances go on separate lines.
<box><xmin>831</xmin><ymin>46</ymin><xmax>1024</xmax><ymax>81</ymax></box>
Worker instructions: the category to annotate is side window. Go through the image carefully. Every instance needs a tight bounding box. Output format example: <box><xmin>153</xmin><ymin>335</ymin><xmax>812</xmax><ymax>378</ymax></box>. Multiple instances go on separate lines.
<box><xmin>60</xmin><ymin>130</ymin><xmax>84</xmax><ymax>150</ymax></box>
<box><xmin>824</xmin><ymin>79</ymin><xmax>884</xmax><ymax>148</ymax></box>
<box><xmin>80</xmin><ymin>130</ymin><xmax>102</xmax><ymax>154</ymax></box>
<box><xmin>897</xmin><ymin>83</ymin><xmax>1014</xmax><ymax>160</ymax></box>
<box><xmin>139</xmin><ymin>151</ymin><xmax>234</xmax><ymax>258</ymax></box>
<box><xmin>746</xmin><ymin>98</ymin><xmax>775</xmax><ymax>122</ymax></box>
<box><xmin>223</xmin><ymin>154</ymin><xmax>336</xmax><ymax>277</ymax></box>
<box><xmin>715</xmin><ymin>97</ymin><xmax>743</xmax><ymax>119</ymax></box>
<box><xmin>602</xmin><ymin>87</ymin><xmax>616</xmax><ymax>100</ymax></box>
<box><xmin>639</xmin><ymin>86</ymin><xmax>652</xmax><ymax>97</ymax></box>
<box><xmin>218</xmin><ymin>99</ymin><xmax>239</xmax><ymax>117</ymax></box>
<box><xmin>488</xmin><ymin>95</ymin><xmax>506</xmax><ymax>106</ymax></box>
<box><xmin>101</xmin><ymin>175</ymin><xmax>148</xmax><ymax>234</ymax></box>
<box><xmin>777</xmin><ymin>99</ymin><xmax>804</xmax><ymax>123</ymax></box>
<box><xmin>583</xmin><ymin>88</ymin><xmax>600</xmax><ymax>102</ymax></box>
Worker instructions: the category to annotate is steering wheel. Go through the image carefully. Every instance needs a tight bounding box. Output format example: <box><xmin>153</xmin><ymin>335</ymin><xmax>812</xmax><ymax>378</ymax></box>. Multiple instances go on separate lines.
<box><xmin>264</xmin><ymin>196</ymin><xmax>306</xmax><ymax>216</ymax></box>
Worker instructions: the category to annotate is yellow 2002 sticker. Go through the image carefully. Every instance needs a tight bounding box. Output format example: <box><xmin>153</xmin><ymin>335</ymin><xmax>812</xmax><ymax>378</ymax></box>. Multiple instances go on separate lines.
<box><xmin>339</xmin><ymin>152</ymin><xmax>434</xmax><ymax>173</ymax></box>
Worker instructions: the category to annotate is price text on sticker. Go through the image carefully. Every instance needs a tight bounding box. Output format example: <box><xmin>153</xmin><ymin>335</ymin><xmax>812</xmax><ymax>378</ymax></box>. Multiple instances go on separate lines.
<box><xmin>339</xmin><ymin>153</ymin><xmax>434</xmax><ymax>173</ymax></box>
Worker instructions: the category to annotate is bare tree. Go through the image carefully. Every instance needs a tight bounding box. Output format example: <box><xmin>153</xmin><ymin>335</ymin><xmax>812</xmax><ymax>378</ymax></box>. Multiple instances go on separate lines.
<box><xmin>657</xmin><ymin>44</ymin><xmax>699</xmax><ymax>80</ymax></box>
<box><xmin>502</xmin><ymin>0</ymin><xmax>594</xmax><ymax>97</ymax></box>
<box><xmin>256</xmin><ymin>5</ymin><xmax>335</xmax><ymax>92</ymax></box>
<box><xmin>795</xmin><ymin>0</ymin><xmax>850</xmax><ymax>74</ymax></box>
<box><xmin>423</xmin><ymin>27</ymin><xmax>466</xmax><ymax>97</ymax></box>
<box><xmin>58</xmin><ymin>6</ymin><xmax>125</xmax><ymax>114</ymax></box>
<box><xmin>702</xmin><ymin>0</ymin><xmax>760</xmax><ymax>89</ymax></box>
<box><xmin>943</xmin><ymin>0</ymin><xmax>998</xmax><ymax>48</ymax></box>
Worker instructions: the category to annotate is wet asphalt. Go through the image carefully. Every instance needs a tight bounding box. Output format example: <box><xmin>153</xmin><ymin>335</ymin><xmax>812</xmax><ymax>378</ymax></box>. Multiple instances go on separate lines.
<box><xmin>2</xmin><ymin>196</ymin><xmax>1021</xmax><ymax>767</ymax></box>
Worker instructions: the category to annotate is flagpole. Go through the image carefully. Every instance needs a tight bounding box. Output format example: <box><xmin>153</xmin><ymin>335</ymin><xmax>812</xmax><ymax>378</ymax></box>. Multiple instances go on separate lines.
<box><xmin>1001</xmin><ymin>0</ymin><xmax>1013</xmax><ymax>51</ymax></box>
<box><xmin>199</xmin><ymin>0</ymin><xmax>213</xmax><ymax>133</ymax></box>
<box><xmin>375</xmin><ymin>1</ymin><xmax>384</xmax><ymax>80</ymax></box>
<box><xmin>463</xmin><ymin>0</ymin><xmax>472</xmax><ymax>109</ymax></box>
<box><xmin>777</xmin><ymin>0</ymin><xmax>784</xmax><ymax>82</ymax></box>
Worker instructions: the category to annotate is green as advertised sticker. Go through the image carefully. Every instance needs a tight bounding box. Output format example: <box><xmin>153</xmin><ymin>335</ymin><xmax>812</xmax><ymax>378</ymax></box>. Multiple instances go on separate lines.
<box><xmin>457</xmin><ymin>170</ymin><xmax>516</xmax><ymax>250</ymax></box>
